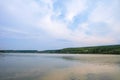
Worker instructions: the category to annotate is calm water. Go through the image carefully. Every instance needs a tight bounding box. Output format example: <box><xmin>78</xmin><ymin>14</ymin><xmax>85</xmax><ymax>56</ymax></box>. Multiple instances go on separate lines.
<box><xmin>0</xmin><ymin>53</ymin><xmax>120</xmax><ymax>80</ymax></box>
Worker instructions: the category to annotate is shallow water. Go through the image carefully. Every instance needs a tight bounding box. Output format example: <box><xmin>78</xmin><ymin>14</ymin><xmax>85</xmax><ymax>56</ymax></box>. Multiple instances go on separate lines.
<box><xmin>0</xmin><ymin>53</ymin><xmax>120</xmax><ymax>80</ymax></box>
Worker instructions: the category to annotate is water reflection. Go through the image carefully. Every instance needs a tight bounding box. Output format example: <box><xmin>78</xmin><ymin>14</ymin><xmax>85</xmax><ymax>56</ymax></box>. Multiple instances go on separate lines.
<box><xmin>42</xmin><ymin>63</ymin><xmax>120</xmax><ymax>80</ymax></box>
<box><xmin>0</xmin><ymin>53</ymin><xmax>120</xmax><ymax>80</ymax></box>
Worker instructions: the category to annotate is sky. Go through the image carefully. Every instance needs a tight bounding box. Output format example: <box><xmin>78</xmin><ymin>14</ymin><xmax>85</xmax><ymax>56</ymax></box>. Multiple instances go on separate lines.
<box><xmin>0</xmin><ymin>0</ymin><xmax>120</xmax><ymax>50</ymax></box>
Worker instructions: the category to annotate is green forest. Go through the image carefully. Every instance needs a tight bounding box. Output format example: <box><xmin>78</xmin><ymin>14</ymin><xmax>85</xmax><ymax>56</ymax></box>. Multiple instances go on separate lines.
<box><xmin>0</xmin><ymin>45</ymin><xmax>120</xmax><ymax>54</ymax></box>
<box><xmin>41</xmin><ymin>45</ymin><xmax>120</xmax><ymax>54</ymax></box>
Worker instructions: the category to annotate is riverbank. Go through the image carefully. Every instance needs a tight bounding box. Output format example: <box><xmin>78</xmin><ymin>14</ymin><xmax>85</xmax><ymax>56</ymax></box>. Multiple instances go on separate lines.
<box><xmin>0</xmin><ymin>45</ymin><xmax>120</xmax><ymax>54</ymax></box>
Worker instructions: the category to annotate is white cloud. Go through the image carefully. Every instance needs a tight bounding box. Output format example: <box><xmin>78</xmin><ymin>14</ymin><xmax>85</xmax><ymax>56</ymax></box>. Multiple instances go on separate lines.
<box><xmin>0</xmin><ymin>0</ymin><xmax>51</xmax><ymax>24</ymax></box>
<box><xmin>64</xmin><ymin>0</ymin><xmax>87</xmax><ymax>22</ymax></box>
<box><xmin>87</xmin><ymin>0</ymin><xmax>120</xmax><ymax>42</ymax></box>
<box><xmin>37</xmin><ymin>15</ymin><xmax>72</xmax><ymax>39</ymax></box>
<box><xmin>89</xmin><ymin>1</ymin><xmax>118</xmax><ymax>23</ymax></box>
<box><xmin>0</xmin><ymin>0</ymin><xmax>120</xmax><ymax>49</ymax></box>
<box><xmin>65</xmin><ymin>0</ymin><xmax>120</xmax><ymax>45</ymax></box>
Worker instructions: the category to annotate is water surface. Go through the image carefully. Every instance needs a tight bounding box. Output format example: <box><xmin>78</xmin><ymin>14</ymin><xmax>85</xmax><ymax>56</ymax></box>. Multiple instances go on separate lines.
<box><xmin>0</xmin><ymin>53</ymin><xmax>120</xmax><ymax>80</ymax></box>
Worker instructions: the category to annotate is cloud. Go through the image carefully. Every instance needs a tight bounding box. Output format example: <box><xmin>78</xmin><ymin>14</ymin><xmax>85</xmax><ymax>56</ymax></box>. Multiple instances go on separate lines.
<box><xmin>87</xmin><ymin>0</ymin><xmax>120</xmax><ymax>42</ymax></box>
<box><xmin>0</xmin><ymin>0</ymin><xmax>120</xmax><ymax>49</ymax></box>
<box><xmin>64</xmin><ymin>0</ymin><xmax>87</xmax><ymax>22</ymax></box>
<box><xmin>89</xmin><ymin>0</ymin><xmax>120</xmax><ymax>23</ymax></box>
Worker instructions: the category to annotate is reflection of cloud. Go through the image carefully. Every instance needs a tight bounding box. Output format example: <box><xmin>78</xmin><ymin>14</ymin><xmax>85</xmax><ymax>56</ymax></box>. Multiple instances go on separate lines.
<box><xmin>0</xmin><ymin>0</ymin><xmax>120</xmax><ymax>49</ymax></box>
<box><xmin>61</xmin><ymin>54</ymin><xmax>120</xmax><ymax>64</ymax></box>
<box><xmin>41</xmin><ymin>64</ymin><xmax>119</xmax><ymax>80</ymax></box>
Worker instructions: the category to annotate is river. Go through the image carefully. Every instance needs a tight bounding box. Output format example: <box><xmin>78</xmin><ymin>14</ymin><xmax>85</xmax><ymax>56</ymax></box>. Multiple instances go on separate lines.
<box><xmin>0</xmin><ymin>53</ymin><xmax>120</xmax><ymax>80</ymax></box>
